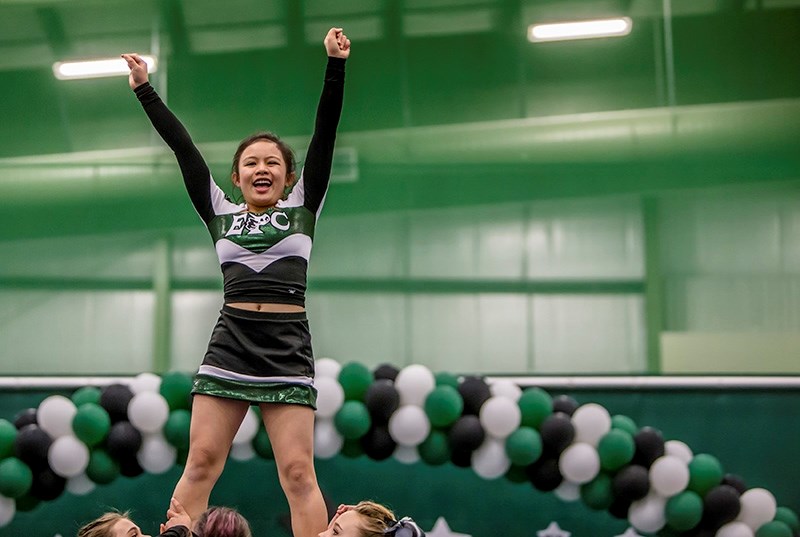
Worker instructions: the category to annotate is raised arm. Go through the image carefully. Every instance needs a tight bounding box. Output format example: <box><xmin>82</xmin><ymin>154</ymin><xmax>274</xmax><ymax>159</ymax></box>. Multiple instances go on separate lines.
<box><xmin>122</xmin><ymin>53</ymin><xmax>218</xmax><ymax>223</ymax></box>
<box><xmin>296</xmin><ymin>28</ymin><xmax>350</xmax><ymax>216</ymax></box>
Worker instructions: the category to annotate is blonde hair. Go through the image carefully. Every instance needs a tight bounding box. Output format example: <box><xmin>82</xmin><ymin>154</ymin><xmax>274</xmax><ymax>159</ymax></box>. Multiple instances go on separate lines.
<box><xmin>351</xmin><ymin>501</ymin><xmax>397</xmax><ymax>537</ymax></box>
<box><xmin>77</xmin><ymin>511</ymin><xmax>131</xmax><ymax>537</ymax></box>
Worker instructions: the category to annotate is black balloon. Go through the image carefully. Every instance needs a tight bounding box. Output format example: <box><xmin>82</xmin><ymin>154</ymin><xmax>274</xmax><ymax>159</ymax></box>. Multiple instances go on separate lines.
<box><xmin>721</xmin><ymin>473</ymin><xmax>747</xmax><ymax>495</ymax></box>
<box><xmin>539</xmin><ymin>412</ymin><xmax>575</xmax><ymax>455</ymax></box>
<box><xmin>364</xmin><ymin>380</ymin><xmax>400</xmax><ymax>424</ymax></box>
<box><xmin>450</xmin><ymin>448</ymin><xmax>473</xmax><ymax>468</ymax></box>
<box><xmin>14</xmin><ymin>424</ymin><xmax>53</xmax><ymax>470</ymax></box>
<box><xmin>118</xmin><ymin>455</ymin><xmax>145</xmax><ymax>478</ymax></box>
<box><xmin>552</xmin><ymin>394</ymin><xmax>579</xmax><ymax>416</ymax></box>
<box><xmin>633</xmin><ymin>426</ymin><xmax>665</xmax><ymax>468</ymax></box>
<box><xmin>13</xmin><ymin>408</ymin><xmax>38</xmax><ymax>429</ymax></box>
<box><xmin>14</xmin><ymin>493</ymin><xmax>40</xmax><ymax>512</ymax></box>
<box><xmin>360</xmin><ymin>425</ymin><xmax>397</xmax><ymax>461</ymax></box>
<box><xmin>373</xmin><ymin>363</ymin><xmax>400</xmax><ymax>382</ymax></box>
<box><xmin>448</xmin><ymin>415</ymin><xmax>485</xmax><ymax>452</ymax></box>
<box><xmin>30</xmin><ymin>468</ymin><xmax>66</xmax><ymax>501</ymax></box>
<box><xmin>612</xmin><ymin>464</ymin><xmax>650</xmax><ymax>501</ymax></box>
<box><xmin>608</xmin><ymin>497</ymin><xmax>632</xmax><ymax>519</ymax></box>
<box><xmin>526</xmin><ymin>457</ymin><xmax>563</xmax><ymax>491</ymax></box>
<box><xmin>100</xmin><ymin>383</ymin><xmax>135</xmax><ymax>423</ymax></box>
<box><xmin>702</xmin><ymin>485</ymin><xmax>741</xmax><ymax>529</ymax></box>
<box><xmin>457</xmin><ymin>376</ymin><xmax>491</xmax><ymax>415</ymax></box>
<box><xmin>106</xmin><ymin>421</ymin><xmax>142</xmax><ymax>460</ymax></box>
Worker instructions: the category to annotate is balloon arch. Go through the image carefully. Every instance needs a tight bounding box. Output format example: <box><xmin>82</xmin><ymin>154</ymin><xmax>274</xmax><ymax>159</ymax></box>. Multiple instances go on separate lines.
<box><xmin>0</xmin><ymin>359</ymin><xmax>797</xmax><ymax>537</ymax></box>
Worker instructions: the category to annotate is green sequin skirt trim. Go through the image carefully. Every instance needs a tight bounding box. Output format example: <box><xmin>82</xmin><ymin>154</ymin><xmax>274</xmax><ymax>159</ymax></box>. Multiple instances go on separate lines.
<box><xmin>192</xmin><ymin>375</ymin><xmax>317</xmax><ymax>409</ymax></box>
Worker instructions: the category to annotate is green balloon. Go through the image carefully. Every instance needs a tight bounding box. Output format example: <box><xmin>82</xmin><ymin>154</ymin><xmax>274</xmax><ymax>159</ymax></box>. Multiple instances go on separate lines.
<box><xmin>71</xmin><ymin>386</ymin><xmax>102</xmax><ymax>407</ymax></box>
<box><xmin>0</xmin><ymin>419</ymin><xmax>17</xmax><ymax>459</ymax></box>
<box><xmin>775</xmin><ymin>507</ymin><xmax>800</xmax><ymax>532</ymax></box>
<box><xmin>580</xmin><ymin>473</ymin><xmax>614</xmax><ymax>510</ymax></box>
<box><xmin>72</xmin><ymin>403</ymin><xmax>111</xmax><ymax>447</ymax></box>
<box><xmin>340</xmin><ymin>438</ymin><xmax>364</xmax><ymax>458</ymax></box>
<box><xmin>164</xmin><ymin>409</ymin><xmax>192</xmax><ymax>450</ymax></box>
<box><xmin>435</xmin><ymin>372</ymin><xmax>460</xmax><ymax>389</ymax></box>
<box><xmin>504</xmin><ymin>426</ymin><xmax>542</xmax><ymax>466</ymax></box>
<box><xmin>418</xmin><ymin>430</ymin><xmax>450</xmax><ymax>466</ymax></box>
<box><xmin>334</xmin><ymin>401</ymin><xmax>371</xmax><ymax>440</ymax></box>
<box><xmin>517</xmin><ymin>388</ymin><xmax>552</xmax><ymax>429</ymax></box>
<box><xmin>424</xmin><ymin>386</ymin><xmax>463</xmax><ymax>428</ymax></box>
<box><xmin>665</xmin><ymin>490</ymin><xmax>703</xmax><ymax>531</ymax></box>
<box><xmin>254</xmin><ymin>429</ymin><xmax>274</xmax><ymax>460</ymax></box>
<box><xmin>610</xmin><ymin>414</ymin><xmax>638</xmax><ymax>435</ymax></box>
<box><xmin>597</xmin><ymin>429</ymin><xmax>635</xmax><ymax>471</ymax></box>
<box><xmin>337</xmin><ymin>362</ymin><xmax>373</xmax><ymax>401</ymax></box>
<box><xmin>504</xmin><ymin>464</ymin><xmax>528</xmax><ymax>484</ymax></box>
<box><xmin>86</xmin><ymin>448</ymin><xmax>120</xmax><ymax>485</ymax></box>
<box><xmin>160</xmin><ymin>372</ymin><xmax>194</xmax><ymax>411</ymax></box>
<box><xmin>687</xmin><ymin>453</ymin><xmax>723</xmax><ymax>496</ymax></box>
<box><xmin>756</xmin><ymin>521</ymin><xmax>793</xmax><ymax>537</ymax></box>
<box><xmin>0</xmin><ymin>457</ymin><xmax>33</xmax><ymax>498</ymax></box>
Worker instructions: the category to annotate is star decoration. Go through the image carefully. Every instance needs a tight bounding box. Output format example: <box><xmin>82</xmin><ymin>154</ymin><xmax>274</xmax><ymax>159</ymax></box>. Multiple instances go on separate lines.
<box><xmin>614</xmin><ymin>528</ymin><xmax>644</xmax><ymax>537</ymax></box>
<box><xmin>426</xmin><ymin>517</ymin><xmax>472</xmax><ymax>537</ymax></box>
<box><xmin>536</xmin><ymin>521</ymin><xmax>571</xmax><ymax>537</ymax></box>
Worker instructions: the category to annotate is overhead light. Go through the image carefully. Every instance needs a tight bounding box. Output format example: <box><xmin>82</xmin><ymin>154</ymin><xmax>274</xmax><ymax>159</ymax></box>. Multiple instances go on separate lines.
<box><xmin>53</xmin><ymin>55</ymin><xmax>158</xmax><ymax>80</ymax></box>
<box><xmin>528</xmin><ymin>17</ymin><xmax>632</xmax><ymax>43</ymax></box>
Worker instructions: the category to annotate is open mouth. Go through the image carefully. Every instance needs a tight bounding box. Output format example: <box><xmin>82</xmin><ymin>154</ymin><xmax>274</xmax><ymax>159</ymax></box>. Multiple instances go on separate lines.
<box><xmin>253</xmin><ymin>178</ymin><xmax>273</xmax><ymax>191</ymax></box>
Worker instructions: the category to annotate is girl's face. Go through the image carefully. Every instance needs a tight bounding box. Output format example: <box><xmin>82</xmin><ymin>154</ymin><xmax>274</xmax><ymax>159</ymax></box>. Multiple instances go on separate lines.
<box><xmin>110</xmin><ymin>518</ymin><xmax>151</xmax><ymax>537</ymax></box>
<box><xmin>318</xmin><ymin>510</ymin><xmax>365</xmax><ymax>537</ymax></box>
<box><xmin>233</xmin><ymin>140</ymin><xmax>295</xmax><ymax>213</ymax></box>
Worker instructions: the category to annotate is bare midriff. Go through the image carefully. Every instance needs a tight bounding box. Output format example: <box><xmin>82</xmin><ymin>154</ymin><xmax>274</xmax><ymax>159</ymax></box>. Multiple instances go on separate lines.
<box><xmin>227</xmin><ymin>302</ymin><xmax>305</xmax><ymax>313</ymax></box>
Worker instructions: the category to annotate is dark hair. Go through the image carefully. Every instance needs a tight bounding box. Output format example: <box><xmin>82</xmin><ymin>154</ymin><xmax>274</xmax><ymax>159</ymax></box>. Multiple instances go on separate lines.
<box><xmin>195</xmin><ymin>506</ymin><xmax>252</xmax><ymax>537</ymax></box>
<box><xmin>231</xmin><ymin>131</ymin><xmax>296</xmax><ymax>177</ymax></box>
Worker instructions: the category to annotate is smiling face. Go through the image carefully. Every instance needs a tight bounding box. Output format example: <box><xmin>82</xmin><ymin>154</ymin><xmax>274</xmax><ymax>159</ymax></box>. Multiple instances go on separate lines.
<box><xmin>232</xmin><ymin>140</ymin><xmax>296</xmax><ymax>213</ymax></box>
<box><xmin>318</xmin><ymin>510</ymin><xmax>368</xmax><ymax>537</ymax></box>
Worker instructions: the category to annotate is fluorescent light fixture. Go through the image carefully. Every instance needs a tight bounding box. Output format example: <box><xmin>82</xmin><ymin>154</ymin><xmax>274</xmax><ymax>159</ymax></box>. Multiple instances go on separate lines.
<box><xmin>53</xmin><ymin>55</ymin><xmax>158</xmax><ymax>80</ymax></box>
<box><xmin>528</xmin><ymin>17</ymin><xmax>632</xmax><ymax>43</ymax></box>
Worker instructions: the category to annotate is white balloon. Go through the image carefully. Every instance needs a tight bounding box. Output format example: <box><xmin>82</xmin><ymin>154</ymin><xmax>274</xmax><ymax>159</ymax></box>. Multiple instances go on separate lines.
<box><xmin>315</xmin><ymin>377</ymin><xmax>345</xmax><ymax>419</ymax></box>
<box><xmin>394</xmin><ymin>364</ymin><xmax>436</xmax><ymax>407</ymax></box>
<box><xmin>479</xmin><ymin>396</ymin><xmax>521</xmax><ymax>439</ymax></box>
<box><xmin>388</xmin><ymin>405</ymin><xmax>431</xmax><ymax>447</ymax></box>
<box><xmin>137</xmin><ymin>433</ymin><xmax>177</xmax><ymax>474</ymax></box>
<box><xmin>554</xmin><ymin>481</ymin><xmax>581</xmax><ymax>502</ymax></box>
<box><xmin>716</xmin><ymin>521</ymin><xmax>755</xmax><ymax>537</ymax></box>
<box><xmin>649</xmin><ymin>455</ymin><xmax>690</xmax><ymax>497</ymax></box>
<box><xmin>128</xmin><ymin>392</ymin><xmax>170</xmax><ymax>434</ymax></box>
<box><xmin>232</xmin><ymin>408</ymin><xmax>260</xmax><ymax>445</ymax></box>
<box><xmin>66</xmin><ymin>473</ymin><xmax>96</xmax><ymax>496</ymax></box>
<box><xmin>48</xmin><ymin>435</ymin><xmax>90</xmax><ymax>478</ymax></box>
<box><xmin>559</xmin><ymin>442</ymin><xmax>601</xmax><ymax>484</ymax></box>
<box><xmin>0</xmin><ymin>495</ymin><xmax>15</xmax><ymax>528</ymax></box>
<box><xmin>489</xmin><ymin>380</ymin><xmax>522</xmax><ymax>402</ymax></box>
<box><xmin>130</xmin><ymin>372</ymin><xmax>162</xmax><ymax>394</ymax></box>
<box><xmin>315</xmin><ymin>357</ymin><xmax>342</xmax><ymax>379</ymax></box>
<box><xmin>664</xmin><ymin>440</ymin><xmax>694</xmax><ymax>464</ymax></box>
<box><xmin>571</xmin><ymin>403</ymin><xmax>611</xmax><ymax>447</ymax></box>
<box><xmin>629</xmin><ymin>493</ymin><xmax>667</xmax><ymax>534</ymax></box>
<box><xmin>471</xmin><ymin>438</ymin><xmax>511</xmax><ymax>480</ymax></box>
<box><xmin>37</xmin><ymin>395</ymin><xmax>77</xmax><ymax>438</ymax></box>
<box><xmin>314</xmin><ymin>419</ymin><xmax>343</xmax><ymax>459</ymax></box>
<box><xmin>736</xmin><ymin>488</ymin><xmax>777</xmax><ymax>530</ymax></box>
<box><xmin>393</xmin><ymin>445</ymin><xmax>420</xmax><ymax>465</ymax></box>
<box><xmin>229</xmin><ymin>443</ymin><xmax>256</xmax><ymax>462</ymax></box>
